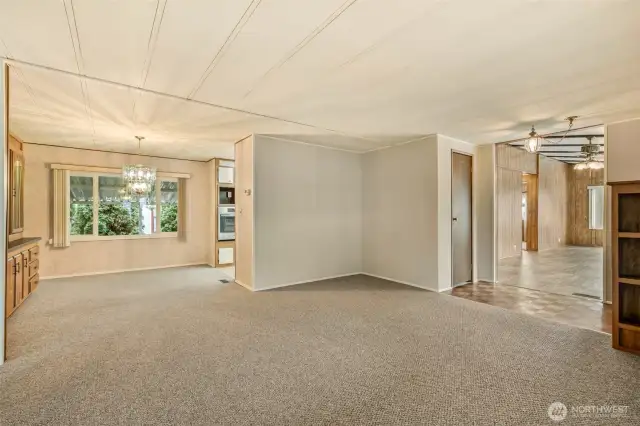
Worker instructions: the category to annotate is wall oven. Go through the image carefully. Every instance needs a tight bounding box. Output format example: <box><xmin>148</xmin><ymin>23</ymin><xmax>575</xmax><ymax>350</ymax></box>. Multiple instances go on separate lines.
<box><xmin>218</xmin><ymin>206</ymin><xmax>235</xmax><ymax>241</ymax></box>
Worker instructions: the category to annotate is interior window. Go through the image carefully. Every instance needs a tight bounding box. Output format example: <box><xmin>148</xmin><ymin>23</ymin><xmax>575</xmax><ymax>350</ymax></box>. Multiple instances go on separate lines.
<box><xmin>588</xmin><ymin>185</ymin><xmax>604</xmax><ymax>230</ymax></box>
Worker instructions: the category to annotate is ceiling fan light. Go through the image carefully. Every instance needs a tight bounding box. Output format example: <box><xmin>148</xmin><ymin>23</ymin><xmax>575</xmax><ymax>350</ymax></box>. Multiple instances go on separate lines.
<box><xmin>588</xmin><ymin>160</ymin><xmax>604</xmax><ymax>170</ymax></box>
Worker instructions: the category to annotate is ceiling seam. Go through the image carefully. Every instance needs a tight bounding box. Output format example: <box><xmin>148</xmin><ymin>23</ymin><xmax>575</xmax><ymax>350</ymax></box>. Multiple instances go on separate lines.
<box><xmin>0</xmin><ymin>37</ymin><xmax>41</xmax><ymax>114</ymax></box>
<box><xmin>132</xmin><ymin>0</ymin><xmax>168</xmax><ymax>133</ymax></box>
<box><xmin>64</xmin><ymin>0</ymin><xmax>96</xmax><ymax>142</ymax></box>
<box><xmin>241</xmin><ymin>0</ymin><xmax>359</xmax><ymax>100</ymax></box>
<box><xmin>5</xmin><ymin>58</ymin><xmax>380</xmax><ymax>146</ymax></box>
<box><xmin>187</xmin><ymin>0</ymin><xmax>264</xmax><ymax>99</ymax></box>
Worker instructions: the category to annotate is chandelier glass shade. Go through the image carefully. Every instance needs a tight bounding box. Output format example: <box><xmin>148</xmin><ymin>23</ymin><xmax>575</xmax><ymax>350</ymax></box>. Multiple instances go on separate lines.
<box><xmin>524</xmin><ymin>127</ymin><xmax>543</xmax><ymax>153</ymax></box>
<box><xmin>521</xmin><ymin>117</ymin><xmax>577</xmax><ymax>153</ymax></box>
<box><xmin>122</xmin><ymin>164</ymin><xmax>156</xmax><ymax>198</ymax></box>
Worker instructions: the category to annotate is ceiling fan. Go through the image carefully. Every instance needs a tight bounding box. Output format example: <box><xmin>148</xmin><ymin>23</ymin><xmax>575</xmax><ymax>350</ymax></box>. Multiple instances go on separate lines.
<box><xmin>574</xmin><ymin>136</ymin><xmax>604</xmax><ymax>170</ymax></box>
<box><xmin>523</xmin><ymin>116</ymin><xmax>579</xmax><ymax>153</ymax></box>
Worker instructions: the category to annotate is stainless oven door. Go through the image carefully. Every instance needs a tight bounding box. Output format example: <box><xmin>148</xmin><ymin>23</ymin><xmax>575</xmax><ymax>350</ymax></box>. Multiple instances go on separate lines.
<box><xmin>218</xmin><ymin>212</ymin><xmax>235</xmax><ymax>241</ymax></box>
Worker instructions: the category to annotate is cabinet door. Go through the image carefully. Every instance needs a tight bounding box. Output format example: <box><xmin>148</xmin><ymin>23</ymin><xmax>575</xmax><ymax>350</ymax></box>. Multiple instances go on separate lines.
<box><xmin>5</xmin><ymin>258</ymin><xmax>15</xmax><ymax>317</ymax></box>
<box><xmin>14</xmin><ymin>254</ymin><xmax>23</xmax><ymax>304</ymax></box>
<box><xmin>22</xmin><ymin>253</ymin><xmax>30</xmax><ymax>296</ymax></box>
<box><xmin>9</xmin><ymin>149</ymin><xmax>25</xmax><ymax>234</ymax></box>
<box><xmin>218</xmin><ymin>166</ymin><xmax>234</xmax><ymax>185</ymax></box>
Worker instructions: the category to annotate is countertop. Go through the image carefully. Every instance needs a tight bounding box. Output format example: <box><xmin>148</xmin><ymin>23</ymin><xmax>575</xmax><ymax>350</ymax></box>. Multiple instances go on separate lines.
<box><xmin>8</xmin><ymin>237</ymin><xmax>42</xmax><ymax>253</ymax></box>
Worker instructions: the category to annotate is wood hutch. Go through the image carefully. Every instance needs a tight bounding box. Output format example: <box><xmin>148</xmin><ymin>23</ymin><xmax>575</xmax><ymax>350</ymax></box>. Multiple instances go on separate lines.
<box><xmin>610</xmin><ymin>181</ymin><xmax>640</xmax><ymax>355</ymax></box>
<box><xmin>5</xmin><ymin>135</ymin><xmax>41</xmax><ymax>318</ymax></box>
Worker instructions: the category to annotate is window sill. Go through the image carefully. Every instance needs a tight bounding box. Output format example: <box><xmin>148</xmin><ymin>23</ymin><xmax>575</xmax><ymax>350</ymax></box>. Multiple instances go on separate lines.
<box><xmin>70</xmin><ymin>233</ymin><xmax>178</xmax><ymax>242</ymax></box>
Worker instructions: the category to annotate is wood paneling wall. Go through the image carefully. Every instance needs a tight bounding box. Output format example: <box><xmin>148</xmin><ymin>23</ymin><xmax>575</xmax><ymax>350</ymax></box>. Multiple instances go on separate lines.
<box><xmin>568</xmin><ymin>168</ymin><xmax>604</xmax><ymax>246</ymax></box>
<box><xmin>498</xmin><ymin>167</ymin><xmax>523</xmax><ymax>259</ymax></box>
<box><xmin>538</xmin><ymin>156</ymin><xmax>570</xmax><ymax>251</ymax></box>
<box><xmin>523</xmin><ymin>173</ymin><xmax>539</xmax><ymax>251</ymax></box>
<box><xmin>496</xmin><ymin>144</ymin><xmax>537</xmax><ymax>174</ymax></box>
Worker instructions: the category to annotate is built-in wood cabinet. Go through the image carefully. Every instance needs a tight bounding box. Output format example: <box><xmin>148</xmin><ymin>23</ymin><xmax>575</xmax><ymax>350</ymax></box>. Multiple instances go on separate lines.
<box><xmin>611</xmin><ymin>182</ymin><xmax>640</xmax><ymax>355</ymax></box>
<box><xmin>5</xmin><ymin>240</ymin><xmax>40</xmax><ymax>318</ymax></box>
<box><xmin>8</xmin><ymin>136</ymin><xmax>25</xmax><ymax>236</ymax></box>
<box><xmin>215</xmin><ymin>159</ymin><xmax>235</xmax><ymax>267</ymax></box>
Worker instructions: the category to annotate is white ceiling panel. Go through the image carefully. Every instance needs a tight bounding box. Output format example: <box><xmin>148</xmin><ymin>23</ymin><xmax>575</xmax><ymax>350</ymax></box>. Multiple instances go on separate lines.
<box><xmin>3</xmin><ymin>0</ymin><xmax>640</xmax><ymax>156</ymax></box>
<box><xmin>239</xmin><ymin>0</ymin><xmax>442</xmax><ymax>107</ymax></box>
<box><xmin>0</xmin><ymin>0</ymin><xmax>76</xmax><ymax>72</ymax></box>
<box><xmin>72</xmin><ymin>0</ymin><xmax>158</xmax><ymax>85</ymax></box>
<box><xmin>144</xmin><ymin>0</ymin><xmax>255</xmax><ymax>97</ymax></box>
<box><xmin>192</xmin><ymin>0</ymin><xmax>348</xmax><ymax>106</ymax></box>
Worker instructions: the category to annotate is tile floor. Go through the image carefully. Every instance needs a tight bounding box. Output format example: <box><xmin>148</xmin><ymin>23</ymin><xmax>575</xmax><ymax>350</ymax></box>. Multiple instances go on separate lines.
<box><xmin>499</xmin><ymin>246</ymin><xmax>603</xmax><ymax>299</ymax></box>
<box><xmin>447</xmin><ymin>281</ymin><xmax>612</xmax><ymax>333</ymax></box>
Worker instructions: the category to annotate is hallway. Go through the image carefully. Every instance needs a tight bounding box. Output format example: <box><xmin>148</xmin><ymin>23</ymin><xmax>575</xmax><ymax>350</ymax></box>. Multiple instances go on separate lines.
<box><xmin>498</xmin><ymin>246</ymin><xmax>603</xmax><ymax>299</ymax></box>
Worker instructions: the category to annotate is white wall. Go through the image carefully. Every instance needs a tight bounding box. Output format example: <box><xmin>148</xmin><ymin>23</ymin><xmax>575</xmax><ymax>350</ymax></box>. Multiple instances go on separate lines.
<box><xmin>362</xmin><ymin>136</ymin><xmax>439</xmax><ymax>290</ymax></box>
<box><xmin>475</xmin><ymin>144</ymin><xmax>496</xmax><ymax>282</ymax></box>
<box><xmin>436</xmin><ymin>135</ymin><xmax>477</xmax><ymax>291</ymax></box>
<box><xmin>252</xmin><ymin>136</ymin><xmax>362</xmax><ymax>290</ymax></box>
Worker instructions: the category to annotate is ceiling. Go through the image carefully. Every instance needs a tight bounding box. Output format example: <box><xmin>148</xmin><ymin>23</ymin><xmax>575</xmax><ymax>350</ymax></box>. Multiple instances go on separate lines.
<box><xmin>2</xmin><ymin>0</ymin><xmax>640</xmax><ymax>160</ymax></box>
<box><xmin>508</xmin><ymin>125</ymin><xmax>604</xmax><ymax>165</ymax></box>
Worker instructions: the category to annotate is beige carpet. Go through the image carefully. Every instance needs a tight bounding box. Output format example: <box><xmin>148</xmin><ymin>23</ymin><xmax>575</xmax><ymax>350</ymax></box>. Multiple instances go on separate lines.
<box><xmin>0</xmin><ymin>267</ymin><xmax>638</xmax><ymax>425</ymax></box>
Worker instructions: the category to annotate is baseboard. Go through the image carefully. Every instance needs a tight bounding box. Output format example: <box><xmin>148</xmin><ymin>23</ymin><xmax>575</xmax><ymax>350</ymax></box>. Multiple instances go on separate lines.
<box><xmin>254</xmin><ymin>272</ymin><xmax>361</xmax><ymax>291</ymax></box>
<box><xmin>234</xmin><ymin>280</ymin><xmax>252</xmax><ymax>291</ymax></box>
<box><xmin>360</xmin><ymin>273</ymin><xmax>437</xmax><ymax>292</ymax></box>
<box><xmin>40</xmin><ymin>263</ymin><xmax>207</xmax><ymax>280</ymax></box>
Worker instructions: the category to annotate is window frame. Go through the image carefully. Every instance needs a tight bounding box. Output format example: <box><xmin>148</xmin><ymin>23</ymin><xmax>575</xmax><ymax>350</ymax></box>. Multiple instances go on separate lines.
<box><xmin>69</xmin><ymin>171</ymin><xmax>179</xmax><ymax>242</ymax></box>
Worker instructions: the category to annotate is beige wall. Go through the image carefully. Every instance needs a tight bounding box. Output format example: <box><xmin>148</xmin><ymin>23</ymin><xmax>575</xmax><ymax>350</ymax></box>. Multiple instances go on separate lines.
<box><xmin>253</xmin><ymin>136</ymin><xmax>362</xmax><ymax>290</ymax></box>
<box><xmin>606</xmin><ymin>118</ymin><xmax>640</xmax><ymax>183</ymax></box>
<box><xmin>362</xmin><ymin>136</ymin><xmax>439</xmax><ymax>290</ymax></box>
<box><xmin>538</xmin><ymin>155</ymin><xmax>570</xmax><ymax>251</ymax></box>
<box><xmin>235</xmin><ymin>136</ymin><xmax>254</xmax><ymax>289</ymax></box>
<box><xmin>497</xmin><ymin>167</ymin><xmax>523</xmax><ymax>259</ymax></box>
<box><xmin>23</xmin><ymin>144</ymin><xmax>211</xmax><ymax>278</ymax></box>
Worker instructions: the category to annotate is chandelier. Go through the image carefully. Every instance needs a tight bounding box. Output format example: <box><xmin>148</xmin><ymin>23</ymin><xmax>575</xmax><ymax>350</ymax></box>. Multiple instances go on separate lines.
<box><xmin>122</xmin><ymin>136</ymin><xmax>156</xmax><ymax>198</ymax></box>
<box><xmin>574</xmin><ymin>136</ymin><xmax>604</xmax><ymax>170</ymax></box>
<box><xmin>523</xmin><ymin>116</ymin><xmax>578</xmax><ymax>153</ymax></box>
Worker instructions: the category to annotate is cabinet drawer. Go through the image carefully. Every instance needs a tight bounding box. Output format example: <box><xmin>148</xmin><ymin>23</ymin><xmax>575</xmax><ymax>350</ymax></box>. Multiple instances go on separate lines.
<box><xmin>29</xmin><ymin>274</ymin><xmax>39</xmax><ymax>293</ymax></box>
<box><xmin>29</xmin><ymin>259</ymin><xmax>39</xmax><ymax>277</ymax></box>
<box><xmin>29</xmin><ymin>245</ymin><xmax>39</xmax><ymax>262</ymax></box>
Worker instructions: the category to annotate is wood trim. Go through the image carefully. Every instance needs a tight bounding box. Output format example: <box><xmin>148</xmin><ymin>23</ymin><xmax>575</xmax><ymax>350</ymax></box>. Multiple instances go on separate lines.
<box><xmin>619</xmin><ymin>232</ymin><xmax>640</xmax><ymax>239</ymax></box>
<box><xmin>214</xmin><ymin>158</ymin><xmax>235</xmax><ymax>267</ymax></box>
<box><xmin>619</xmin><ymin>277</ymin><xmax>640</xmax><ymax>286</ymax></box>
<box><xmin>618</xmin><ymin>322</ymin><xmax>640</xmax><ymax>332</ymax></box>
<box><xmin>611</xmin><ymin>182</ymin><xmax>640</xmax><ymax>355</ymax></box>
<box><xmin>612</xmin><ymin>185</ymin><xmax>621</xmax><ymax>350</ymax></box>
<box><xmin>523</xmin><ymin>172</ymin><xmax>539</xmax><ymax>251</ymax></box>
<box><xmin>3</xmin><ymin>63</ymin><xmax>9</xmax><ymax>362</ymax></box>
<box><xmin>50</xmin><ymin>163</ymin><xmax>190</xmax><ymax>179</ymax></box>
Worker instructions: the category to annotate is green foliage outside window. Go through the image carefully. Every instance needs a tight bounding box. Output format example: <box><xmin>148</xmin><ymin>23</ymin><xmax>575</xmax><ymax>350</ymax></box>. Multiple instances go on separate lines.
<box><xmin>70</xmin><ymin>202</ymin><xmax>143</xmax><ymax>236</ymax></box>
<box><xmin>161</xmin><ymin>202</ymin><xmax>178</xmax><ymax>232</ymax></box>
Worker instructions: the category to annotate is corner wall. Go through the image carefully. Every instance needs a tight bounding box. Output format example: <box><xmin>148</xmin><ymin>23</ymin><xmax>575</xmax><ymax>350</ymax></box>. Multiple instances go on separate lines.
<box><xmin>362</xmin><ymin>136</ymin><xmax>439</xmax><ymax>290</ymax></box>
<box><xmin>252</xmin><ymin>136</ymin><xmax>362</xmax><ymax>290</ymax></box>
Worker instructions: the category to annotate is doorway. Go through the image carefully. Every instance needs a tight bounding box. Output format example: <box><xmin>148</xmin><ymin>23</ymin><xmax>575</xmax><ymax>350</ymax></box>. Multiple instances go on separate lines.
<box><xmin>451</xmin><ymin>152</ymin><xmax>472</xmax><ymax>287</ymax></box>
